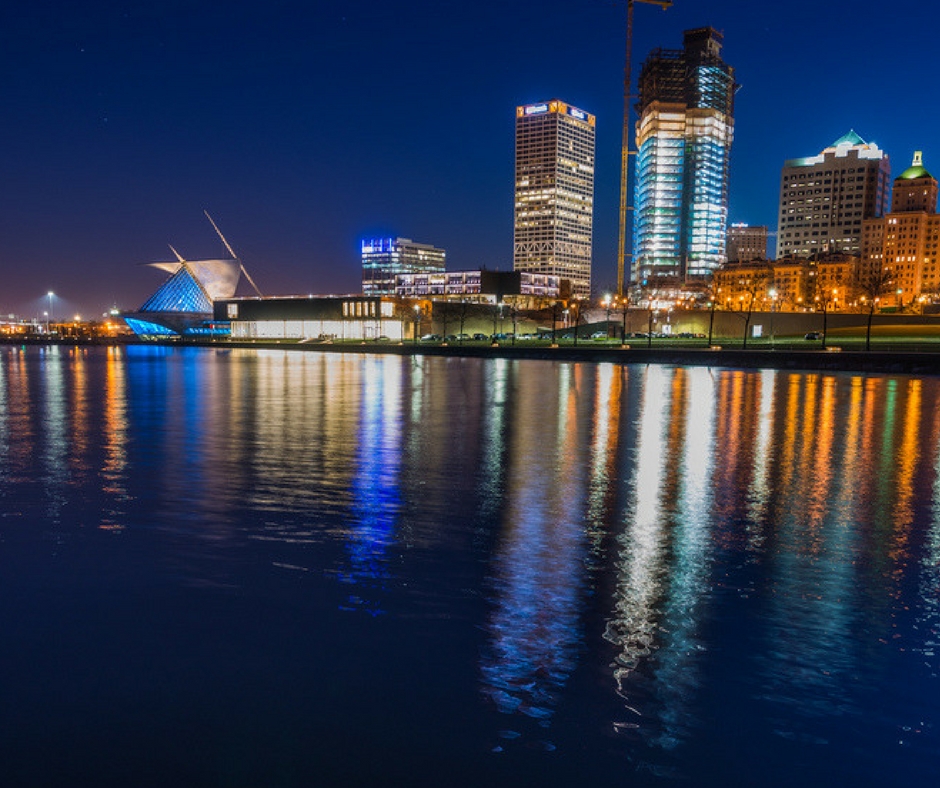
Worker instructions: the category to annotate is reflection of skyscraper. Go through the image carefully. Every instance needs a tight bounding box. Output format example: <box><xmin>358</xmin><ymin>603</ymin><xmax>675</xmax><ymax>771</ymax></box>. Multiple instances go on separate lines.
<box><xmin>633</xmin><ymin>28</ymin><xmax>736</xmax><ymax>284</ymax></box>
<box><xmin>514</xmin><ymin>99</ymin><xmax>596</xmax><ymax>298</ymax></box>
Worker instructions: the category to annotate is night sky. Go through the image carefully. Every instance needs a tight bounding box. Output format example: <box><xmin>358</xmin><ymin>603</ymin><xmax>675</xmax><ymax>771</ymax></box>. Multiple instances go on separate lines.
<box><xmin>1</xmin><ymin>0</ymin><xmax>935</xmax><ymax>319</ymax></box>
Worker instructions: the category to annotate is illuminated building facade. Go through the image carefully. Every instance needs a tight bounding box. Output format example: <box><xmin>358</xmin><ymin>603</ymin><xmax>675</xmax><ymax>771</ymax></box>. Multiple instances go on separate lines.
<box><xmin>123</xmin><ymin>257</ymin><xmax>242</xmax><ymax>338</ymax></box>
<box><xmin>633</xmin><ymin>28</ymin><xmax>736</xmax><ymax>284</ymax></box>
<box><xmin>861</xmin><ymin>151</ymin><xmax>940</xmax><ymax>306</ymax></box>
<box><xmin>727</xmin><ymin>224</ymin><xmax>768</xmax><ymax>263</ymax></box>
<box><xmin>513</xmin><ymin>99</ymin><xmax>595</xmax><ymax>298</ymax></box>
<box><xmin>777</xmin><ymin>131</ymin><xmax>890</xmax><ymax>259</ymax></box>
<box><xmin>217</xmin><ymin>296</ymin><xmax>403</xmax><ymax>341</ymax></box>
<box><xmin>395</xmin><ymin>270</ymin><xmax>565</xmax><ymax>305</ymax></box>
<box><xmin>362</xmin><ymin>237</ymin><xmax>446</xmax><ymax>296</ymax></box>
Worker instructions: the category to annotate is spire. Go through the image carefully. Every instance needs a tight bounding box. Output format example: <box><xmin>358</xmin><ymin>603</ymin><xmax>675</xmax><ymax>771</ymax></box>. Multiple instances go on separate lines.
<box><xmin>831</xmin><ymin>130</ymin><xmax>866</xmax><ymax>147</ymax></box>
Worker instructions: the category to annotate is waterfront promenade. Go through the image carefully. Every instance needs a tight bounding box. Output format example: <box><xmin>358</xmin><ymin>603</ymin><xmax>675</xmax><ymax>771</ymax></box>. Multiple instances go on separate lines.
<box><xmin>7</xmin><ymin>334</ymin><xmax>940</xmax><ymax>376</ymax></box>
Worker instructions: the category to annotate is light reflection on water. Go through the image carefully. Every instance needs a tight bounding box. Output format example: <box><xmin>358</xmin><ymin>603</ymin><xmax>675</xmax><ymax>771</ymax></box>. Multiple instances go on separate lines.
<box><xmin>2</xmin><ymin>345</ymin><xmax>940</xmax><ymax>785</ymax></box>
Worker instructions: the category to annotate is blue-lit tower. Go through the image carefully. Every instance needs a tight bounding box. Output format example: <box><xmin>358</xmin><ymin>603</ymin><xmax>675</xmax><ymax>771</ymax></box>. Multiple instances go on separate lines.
<box><xmin>633</xmin><ymin>27</ymin><xmax>736</xmax><ymax>284</ymax></box>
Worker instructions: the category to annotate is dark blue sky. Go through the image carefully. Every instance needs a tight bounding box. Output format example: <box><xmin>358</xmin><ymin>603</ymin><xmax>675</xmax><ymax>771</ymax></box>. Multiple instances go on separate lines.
<box><xmin>1</xmin><ymin>0</ymin><xmax>934</xmax><ymax>318</ymax></box>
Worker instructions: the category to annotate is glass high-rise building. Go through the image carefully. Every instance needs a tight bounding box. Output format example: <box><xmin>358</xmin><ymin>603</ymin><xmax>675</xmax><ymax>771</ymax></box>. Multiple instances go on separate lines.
<box><xmin>361</xmin><ymin>237</ymin><xmax>446</xmax><ymax>296</ymax></box>
<box><xmin>633</xmin><ymin>28</ymin><xmax>736</xmax><ymax>284</ymax></box>
<box><xmin>514</xmin><ymin>99</ymin><xmax>596</xmax><ymax>299</ymax></box>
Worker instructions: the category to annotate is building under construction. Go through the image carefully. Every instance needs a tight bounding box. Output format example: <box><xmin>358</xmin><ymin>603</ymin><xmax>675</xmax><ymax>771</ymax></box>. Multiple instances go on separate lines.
<box><xmin>633</xmin><ymin>27</ymin><xmax>736</xmax><ymax>284</ymax></box>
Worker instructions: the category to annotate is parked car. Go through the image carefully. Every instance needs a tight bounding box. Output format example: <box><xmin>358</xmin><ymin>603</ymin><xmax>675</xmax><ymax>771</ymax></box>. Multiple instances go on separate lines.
<box><xmin>472</xmin><ymin>333</ymin><xmax>488</xmax><ymax>341</ymax></box>
<box><xmin>804</xmin><ymin>331</ymin><xmax>822</xmax><ymax>340</ymax></box>
<box><xmin>591</xmin><ymin>331</ymin><xmax>609</xmax><ymax>340</ymax></box>
<box><xmin>420</xmin><ymin>334</ymin><xmax>442</xmax><ymax>342</ymax></box>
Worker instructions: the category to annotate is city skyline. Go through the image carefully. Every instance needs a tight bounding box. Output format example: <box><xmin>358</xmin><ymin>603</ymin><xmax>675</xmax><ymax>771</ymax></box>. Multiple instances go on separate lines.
<box><xmin>1</xmin><ymin>0</ymin><xmax>935</xmax><ymax>318</ymax></box>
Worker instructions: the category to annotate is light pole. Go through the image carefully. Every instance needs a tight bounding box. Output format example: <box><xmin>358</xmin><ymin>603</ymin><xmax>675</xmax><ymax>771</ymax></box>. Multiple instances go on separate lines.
<box><xmin>413</xmin><ymin>304</ymin><xmax>420</xmax><ymax>345</ymax></box>
<box><xmin>43</xmin><ymin>311</ymin><xmax>49</xmax><ymax>334</ymax></box>
<box><xmin>47</xmin><ymin>291</ymin><xmax>54</xmax><ymax>332</ymax></box>
<box><xmin>604</xmin><ymin>294</ymin><xmax>611</xmax><ymax>340</ymax></box>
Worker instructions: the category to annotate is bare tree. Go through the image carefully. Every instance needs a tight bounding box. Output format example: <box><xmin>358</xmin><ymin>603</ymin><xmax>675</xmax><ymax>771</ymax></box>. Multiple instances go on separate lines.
<box><xmin>857</xmin><ymin>267</ymin><xmax>894</xmax><ymax>351</ymax></box>
<box><xmin>737</xmin><ymin>271</ymin><xmax>770</xmax><ymax>349</ymax></box>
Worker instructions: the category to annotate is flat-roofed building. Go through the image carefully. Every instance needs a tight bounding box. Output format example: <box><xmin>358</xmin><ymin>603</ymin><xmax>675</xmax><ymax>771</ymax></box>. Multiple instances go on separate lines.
<box><xmin>217</xmin><ymin>295</ymin><xmax>405</xmax><ymax>341</ymax></box>
<box><xmin>727</xmin><ymin>224</ymin><xmax>768</xmax><ymax>263</ymax></box>
<box><xmin>514</xmin><ymin>99</ymin><xmax>595</xmax><ymax>298</ymax></box>
<box><xmin>395</xmin><ymin>269</ymin><xmax>565</xmax><ymax>305</ymax></box>
<box><xmin>362</xmin><ymin>237</ymin><xmax>445</xmax><ymax>296</ymax></box>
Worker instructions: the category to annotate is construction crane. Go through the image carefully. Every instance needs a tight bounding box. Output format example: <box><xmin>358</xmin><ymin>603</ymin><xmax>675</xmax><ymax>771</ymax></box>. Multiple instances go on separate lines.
<box><xmin>617</xmin><ymin>0</ymin><xmax>672</xmax><ymax>297</ymax></box>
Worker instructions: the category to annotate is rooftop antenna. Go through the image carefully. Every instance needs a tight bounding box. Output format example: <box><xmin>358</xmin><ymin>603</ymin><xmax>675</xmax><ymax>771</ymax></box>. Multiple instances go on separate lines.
<box><xmin>617</xmin><ymin>0</ymin><xmax>673</xmax><ymax>297</ymax></box>
<box><xmin>204</xmin><ymin>210</ymin><xmax>264</xmax><ymax>297</ymax></box>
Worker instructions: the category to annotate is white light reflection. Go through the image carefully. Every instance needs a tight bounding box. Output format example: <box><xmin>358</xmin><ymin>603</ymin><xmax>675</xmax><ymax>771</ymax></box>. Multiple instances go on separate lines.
<box><xmin>586</xmin><ymin>364</ymin><xmax>617</xmax><ymax>529</ymax></box>
<box><xmin>40</xmin><ymin>346</ymin><xmax>68</xmax><ymax>524</ymax></box>
<box><xmin>605</xmin><ymin>364</ymin><xmax>670</xmax><ymax>725</ymax></box>
<box><xmin>477</xmin><ymin>358</ymin><xmax>510</xmax><ymax>524</ymax></box>
<box><xmin>650</xmin><ymin>367</ymin><xmax>716</xmax><ymax>745</ymax></box>
<box><xmin>746</xmin><ymin>368</ymin><xmax>776</xmax><ymax>531</ymax></box>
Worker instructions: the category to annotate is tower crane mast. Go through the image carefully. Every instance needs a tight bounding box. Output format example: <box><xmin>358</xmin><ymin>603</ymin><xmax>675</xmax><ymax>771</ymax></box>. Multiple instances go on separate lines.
<box><xmin>617</xmin><ymin>0</ymin><xmax>672</xmax><ymax>297</ymax></box>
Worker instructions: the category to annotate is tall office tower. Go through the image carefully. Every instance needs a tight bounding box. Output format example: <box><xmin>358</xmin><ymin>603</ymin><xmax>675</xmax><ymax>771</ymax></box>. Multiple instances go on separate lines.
<box><xmin>361</xmin><ymin>237</ymin><xmax>446</xmax><ymax>295</ymax></box>
<box><xmin>861</xmin><ymin>151</ymin><xmax>940</xmax><ymax>306</ymax></box>
<box><xmin>727</xmin><ymin>223</ymin><xmax>768</xmax><ymax>263</ymax></box>
<box><xmin>514</xmin><ymin>99</ymin><xmax>596</xmax><ymax>299</ymax></box>
<box><xmin>777</xmin><ymin>131</ymin><xmax>890</xmax><ymax>259</ymax></box>
<box><xmin>633</xmin><ymin>27</ymin><xmax>736</xmax><ymax>284</ymax></box>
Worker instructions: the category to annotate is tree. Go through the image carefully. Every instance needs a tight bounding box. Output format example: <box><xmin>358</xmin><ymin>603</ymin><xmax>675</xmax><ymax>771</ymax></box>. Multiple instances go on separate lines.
<box><xmin>736</xmin><ymin>271</ymin><xmax>769</xmax><ymax>349</ymax></box>
<box><xmin>858</xmin><ymin>267</ymin><xmax>893</xmax><ymax>351</ymax></box>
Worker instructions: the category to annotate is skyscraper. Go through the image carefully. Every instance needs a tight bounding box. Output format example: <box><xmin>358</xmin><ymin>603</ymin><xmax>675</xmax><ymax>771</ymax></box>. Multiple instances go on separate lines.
<box><xmin>514</xmin><ymin>99</ymin><xmax>595</xmax><ymax>298</ymax></box>
<box><xmin>633</xmin><ymin>27</ymin><xmax>736</xmax><ymax>284</ymax></box>
<box><xmin>361</xmin><ymin>237</ymin><xmax>446</xmax><ymax>296</ymax></box>
<box><xmin>777</xmin><ymin>131</ymin><xmax>890</xmax><ymax>259</ymax></box>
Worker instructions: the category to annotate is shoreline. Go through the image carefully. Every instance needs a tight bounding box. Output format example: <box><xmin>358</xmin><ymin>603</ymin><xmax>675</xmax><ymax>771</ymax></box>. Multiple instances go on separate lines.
<box><xmin>5</xmin><ymin>335</ymin><xmax>940</xmax><ymax>375</ymax></box>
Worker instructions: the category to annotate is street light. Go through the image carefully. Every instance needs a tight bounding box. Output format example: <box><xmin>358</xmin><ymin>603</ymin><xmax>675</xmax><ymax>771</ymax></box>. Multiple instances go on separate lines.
<box><xmin>603</xmin><ymin>294</ymin><xmax>611</xmax><ymax>340</ymax></box>
<box><xmin>47</xmin><ymin>291</ymin><xmax>54</xmax><ymax>332</ymax></box>
<box><xmin>413</xmin><ymin>304</ymin><xmax>420</xmax><ymax>345</ymax></box>
<box><xmin>43</xmin><ymin>311</ymin><xmax>49</xmax><ymax>333</ymax></box>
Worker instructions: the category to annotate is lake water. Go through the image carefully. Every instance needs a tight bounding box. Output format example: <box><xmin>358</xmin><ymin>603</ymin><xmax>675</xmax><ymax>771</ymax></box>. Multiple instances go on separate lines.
<box><xmin>1</xmin><ymin>344</ymin><xmax>939</xmax><ymax>787</ymax></box>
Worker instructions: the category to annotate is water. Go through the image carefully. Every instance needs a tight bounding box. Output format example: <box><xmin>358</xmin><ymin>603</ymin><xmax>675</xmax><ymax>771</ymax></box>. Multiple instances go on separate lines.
<box><xmin>1</xmin><ymin>344</ymin><xmax>939</xmax><ymax>786</ymax></box>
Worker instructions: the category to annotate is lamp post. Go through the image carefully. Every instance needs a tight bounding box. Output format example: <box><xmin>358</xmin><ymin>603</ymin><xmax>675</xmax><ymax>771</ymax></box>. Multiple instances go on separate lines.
<box><xmin>413</xmin><ymin>304</ymin><xmax>420</xmax><ymax>345</ymax></box>
<box><xmin>620</xmin><ymin>296</ymin><xmax>629</xmax><ymax>346</ymax></box>
<box><xmin>43</xmin><ymin>311</ymin><xmax>49</xmax><ymax>334</ymax></box>
<box><xmin>603</xmin><ymin>294</ymin><xmax>611</xmax><ymax>340</ymax></box>
<box><xmin>47</xmin><ymin>291</ymin><xmax>54</xmax><ymax>332</ymax></box>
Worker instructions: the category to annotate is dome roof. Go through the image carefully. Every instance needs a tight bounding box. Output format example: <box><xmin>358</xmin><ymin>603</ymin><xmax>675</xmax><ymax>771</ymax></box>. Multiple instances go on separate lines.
<box><xmin>897</xmin><ymin>151</ymin><xmax>933</xmax><ymax>181</ymax></box>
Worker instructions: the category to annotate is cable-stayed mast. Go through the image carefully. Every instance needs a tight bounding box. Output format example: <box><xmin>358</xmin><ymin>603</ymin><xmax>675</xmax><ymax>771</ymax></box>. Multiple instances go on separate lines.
<box><xmin>204</xmin><ymin>210</ymin><xmax>264</xmax><ymax>297</ymax></box>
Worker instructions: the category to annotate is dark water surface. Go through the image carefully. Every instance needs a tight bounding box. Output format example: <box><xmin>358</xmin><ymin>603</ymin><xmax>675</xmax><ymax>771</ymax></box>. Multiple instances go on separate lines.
<box><xmin>1</xmin><ymin>344</ymin><xmax>939</xmax><ymax>786</ymax></box>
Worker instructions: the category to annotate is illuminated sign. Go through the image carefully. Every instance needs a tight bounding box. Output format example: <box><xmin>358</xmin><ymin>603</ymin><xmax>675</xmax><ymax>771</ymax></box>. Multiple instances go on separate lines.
<box><xmin>568</xmin><ymin>107</ymin><xmax>586</xmax><ymax>121</ymax></box>
<box><xmin>524</xmin><ymin>103</ymin><xmax>549</xmax><ymax>115</ymax></box>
